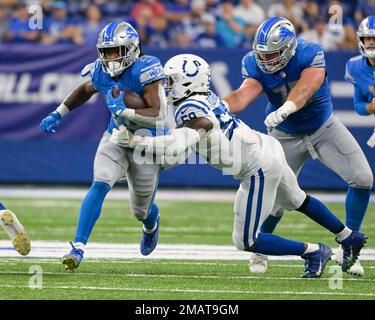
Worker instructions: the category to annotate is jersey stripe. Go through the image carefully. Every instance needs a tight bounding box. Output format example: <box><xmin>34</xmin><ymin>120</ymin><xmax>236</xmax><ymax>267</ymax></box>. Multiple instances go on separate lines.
<box><xmin>174</xmin><ymin>104</ymin><xmax>209</xmax><ymax>124</ymax></box>
<box><xmin>252</xmin><ymin>169</ymin><xmax>264</xmax><ymax>241</ymax></box>
<box><xmin>243</xmin><ymin>175</ymin><xmax>256</xmax><ymax>249</ymax></box>
<box><xmin>175</xmin><ymin>99</ymin><xmax>210</xmax><ymax>116</ymax></box>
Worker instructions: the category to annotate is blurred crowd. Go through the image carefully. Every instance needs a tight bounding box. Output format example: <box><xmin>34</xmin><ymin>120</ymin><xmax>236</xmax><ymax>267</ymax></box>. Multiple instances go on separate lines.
<box><xmin>0</xmin><ymin>0</ymin><xmax>374</xmax><ymax>51</ymax></box>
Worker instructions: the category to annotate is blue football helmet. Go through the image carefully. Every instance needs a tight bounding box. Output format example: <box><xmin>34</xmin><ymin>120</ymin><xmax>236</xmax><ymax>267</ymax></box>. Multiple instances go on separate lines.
<box><xmin>97</xmin><ymin>21</ymin><xmax>141</xmax><ymax>77</ymax></box>
<box><xmin>357</xmin><ymin>16</ymin><xmax>375</xmax><ymax>58</ymax></box>
<box><xmin>253</xmin><ymin>17</ymin><xmax>297</xmax><ymax>74</ymax></box>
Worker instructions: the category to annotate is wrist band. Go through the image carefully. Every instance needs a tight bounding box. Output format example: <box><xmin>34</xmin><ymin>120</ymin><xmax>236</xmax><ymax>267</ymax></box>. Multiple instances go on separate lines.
<box><xmin>280</xmin><ymin>100</ymin><xmax>297</xmax><ymax>115</ymax></box>
<box><xmin>56</xmin><ymin>103</ymin><xmax>70</xmax><ymax>117</ymax></box>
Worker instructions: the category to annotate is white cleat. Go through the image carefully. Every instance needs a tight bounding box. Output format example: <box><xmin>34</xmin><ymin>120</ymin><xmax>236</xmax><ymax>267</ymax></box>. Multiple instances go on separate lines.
<box><xmin>249</xmin><ymin>253</ymin><xmax>268</xmax><ymax>273</ymax></box>
<box><xmin>334</xmin><ymin>245</ymin><xmax>364</xmax><ymax>276</ymax></box>
<box><xmin>348</xmin><ymin>260</ymin><xmax>364</xmax><ymax>276</ymax></box>
<box><xmin>334</xmin><ymin>245</ymin><xmax>343</xmax><ymax>265</ymax></box>
<box><xmin>0</xmin><ymin>210</ymin><xmax>31</xmax><ymax>256</ymax></box>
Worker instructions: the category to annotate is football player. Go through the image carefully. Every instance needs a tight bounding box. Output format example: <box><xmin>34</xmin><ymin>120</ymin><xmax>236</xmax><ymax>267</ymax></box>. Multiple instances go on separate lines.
<box><xmin>108</xmin><ymin>53</ymin><xmax>367</xmax><ymax>278</ymax></box>
<box><xmin>40</xmin><ymin>22</ymin><xmax>167</xmax><ymax>271</ymax></box>
<box><xmin>223</xmin><ymin>17</ymin><xmax>373</xmax><ymax>276</ymax></box>
<box><xmin>345</xmin><ymin>16</ymin><xmax>375</xmax><ymax>149</ymax></box>
<box><xmin>0</xmin><ymin>202</ymin><xmax>31</xmax><ymax>256</ymax></box>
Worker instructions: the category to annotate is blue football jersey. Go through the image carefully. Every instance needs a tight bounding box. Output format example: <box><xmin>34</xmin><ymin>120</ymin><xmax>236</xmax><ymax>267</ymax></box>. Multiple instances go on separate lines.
<box><xmin>242</xmin><ymin>38</ymin><xmax>333</xmax><ymax>134</ymax></box>
<box><xmin>81</xmin><ymin>55</ymin><xmax>165</xmax><ymax>134</ymax></box>
<box><xmin>345</xmin><ymin>55</ymin><xmax>375</xmax><ymax>114</ymax></box>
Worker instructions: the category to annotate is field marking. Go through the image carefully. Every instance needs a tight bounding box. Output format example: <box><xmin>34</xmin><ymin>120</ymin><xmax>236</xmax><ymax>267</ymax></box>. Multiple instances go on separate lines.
<box><xmin>1</xmin><ymin>241</ymin><xmax>375</xmax><ymax>261</ymax></box>
<box><xmin>1</xmin><ymin>258</ymin><xmax>375</xmax><ymax>271</ymax></box>
<box><xmin>1</xmin><ymin>187</ymin><xmax>374</xmax><ymax>204</ymax></box>
<box><xmin>0</xmin><ymin>270</ymin><xmax>373</xmax><ymax>282</ymax></box>
<box><xmin>0</xmin><ymin>284</ymin><xmax>373</xmax><ymax>297</ymax></box>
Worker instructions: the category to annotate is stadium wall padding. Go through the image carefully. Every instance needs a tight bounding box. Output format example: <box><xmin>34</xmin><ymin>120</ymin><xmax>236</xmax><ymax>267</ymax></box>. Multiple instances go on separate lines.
<box><xmin>0</xmin><ymin>45</ymin><xmax>374</xmax><ymax>189</ymax></box>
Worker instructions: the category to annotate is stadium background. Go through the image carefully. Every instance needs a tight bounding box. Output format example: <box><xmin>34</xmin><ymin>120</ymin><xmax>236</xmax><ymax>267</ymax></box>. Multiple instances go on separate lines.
<box><xmin>0</xmin><ymin>0</ymin><xmax>374</xmax><ymax>189</ymax></box>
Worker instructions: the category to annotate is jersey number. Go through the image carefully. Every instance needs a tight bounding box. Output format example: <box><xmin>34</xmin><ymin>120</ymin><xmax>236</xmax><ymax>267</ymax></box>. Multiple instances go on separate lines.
<box><xmin>272</xmin><ymin>81</ymin><xmax>297</xmax><ymax>103</ymax></box>
<box><xmin>181</xmin><ymin>112</ymin><xmax>197</xmax><ymax>122</ymax></box>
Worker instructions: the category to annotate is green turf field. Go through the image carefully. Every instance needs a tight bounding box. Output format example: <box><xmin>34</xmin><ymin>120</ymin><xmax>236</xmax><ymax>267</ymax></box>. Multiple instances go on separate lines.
<box><xmin>0</xmin><ymin>197</ymin><xmax>374</xmax><ymax>300</ymax></box>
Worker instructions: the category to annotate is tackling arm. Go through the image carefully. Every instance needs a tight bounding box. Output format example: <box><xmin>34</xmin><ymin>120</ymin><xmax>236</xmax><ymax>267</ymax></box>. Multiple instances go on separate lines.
<box><xmin>223</xmin><ymin>77</ymin><xmax>263</xmax><ymax>114</ymax></box>
<box><xmin>110</xmin><ymin>117</ymin><xmax>213</xmax><ymax>157</ymax></box>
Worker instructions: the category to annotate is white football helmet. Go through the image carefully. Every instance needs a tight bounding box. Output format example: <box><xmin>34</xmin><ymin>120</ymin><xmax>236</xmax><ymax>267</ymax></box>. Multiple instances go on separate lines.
<box><xmin>253</xmin><ymin>17</ymin><xmax>297</xmax><ymax>74</ymax></box>
<box><xmin>97</xmin><ymin>21</ymin><xmax>141</xmax><ymax>77</ymax></box>
<box><xmin>357</xmin><ymin>16</ymin><xmax>375</xmax><ymax>58</ymax></box>
<box><xmin>164</xmin><ymin>54</ymin><xmax>210</xmax><ymax>103</ymax></box>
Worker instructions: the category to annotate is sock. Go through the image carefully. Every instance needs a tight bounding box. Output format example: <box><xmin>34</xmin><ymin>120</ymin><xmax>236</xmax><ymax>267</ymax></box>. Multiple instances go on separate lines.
<box><xmin>0</xmin><ymin>203</ymin><xmax>5</xmax><ymax>210</ymax></box>
<box><xmin>254</xmin><ymin>232</ymin><xmax>306</xmax><ymax>256</ymax></box>
<box><xmin>73</xmin><ymin>242</ymin><xmax>86</xmax><ymax>252</ymax></box>
<box><xmin>303</xmin><ymin>243</ymin><xmax>320</xmax><ymax>254</ymax></box>
<box><xmin>336</xmin><ymin>226</ymin><xmax>352</xmax><ymax>242</ymax></box>
<box><xmin>260</xmin><ymin>215</ymin><xmax>282</xmax><ymax>233</ymax></box>
<box><xmin>297</xmin><ymin>195</ymin><xmax>344</xmax><ymax>234</ymax></box>
<box><xmin>74</xmin><ymin>181</ymin><xmax>111</xmax><ymax>244</ymax></box>
<box><xmin>345</xmin><ymin>186</ymin><xmax>371</xmax><ymax>231</ymax></box>
<box><xmin>142</xmin><ymin>203</ymin><xmax>159</xmax><ymax>232</ymax></box>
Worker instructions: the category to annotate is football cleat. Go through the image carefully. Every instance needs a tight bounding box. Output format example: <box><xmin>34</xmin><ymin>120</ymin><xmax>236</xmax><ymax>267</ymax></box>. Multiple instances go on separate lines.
<box><xmin>62</xmin><ymin>242</ymin><xmax>84</xmax><ymax>271</ymax></box>
<box><xmin>249</xmin><ymin>253</ymin><xmax>268</xmax><ymax>273</ymax></box>
<box><xmin>140</xmin><ymin>215</ymin><xmax>160</xmax><ymax>256</ymax></box>
<box><xmin>301</xmin><ymin>243</ymin><xmax>332</xmax><ymax>278</ymax></box>
<box><xmin>337</xmin><ymin>231</ymin><xmax>367</xmax><ymax>272</ymax></box>
<box><xmin>0</xmin><ymin>209</ymin><xmax>31</xmax><ymax>256</ymax></box>
<box><xmin>335</xmin><ymin>245</ymin><xmax>365</xmax><ymax>276</ymax></box>
<box><xmin>348</xmin><ymin>260</ymin><xmax>365</xmax><ymax>276</ymax></box>
<box><xmin>334</xmin><ymin>245</ymin><xmax>344</xmax><ymax>265</ymax></box>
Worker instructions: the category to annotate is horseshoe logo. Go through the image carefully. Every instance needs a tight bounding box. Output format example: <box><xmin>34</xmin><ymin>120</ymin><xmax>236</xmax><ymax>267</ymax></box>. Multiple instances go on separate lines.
<box><xmin>182</xmin><ymin>60</ymin><xmax>201</xmax><ymax>77</ymax></box>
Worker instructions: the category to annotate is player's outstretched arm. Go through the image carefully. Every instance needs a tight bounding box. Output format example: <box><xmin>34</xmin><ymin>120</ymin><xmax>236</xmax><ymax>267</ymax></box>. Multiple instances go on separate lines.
<box><xmin>110</xmin><ymin>117</ymin><xmax>212</xmax><ymax>157</ymax></box>
<box><xmin>116</xmin><ymin>80</ymin><xmax>167</xmax><ymax>127</ymax></box>
<box><xmin>40</xmin><ymin>80</ymin><xmax>98</xmax><ymax>133</ymax></box>
<box><xmin>223</xmin><ymin>77</ymin><xmax>263</xmax><ymax>114</ymax></box>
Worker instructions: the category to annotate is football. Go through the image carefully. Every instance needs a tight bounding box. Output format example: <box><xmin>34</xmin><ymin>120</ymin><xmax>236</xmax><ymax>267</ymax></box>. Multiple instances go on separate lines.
<box><xmin>112</xmin><ymin>87</ymin><xmax>148</xmax><ymax>110</ymax></box>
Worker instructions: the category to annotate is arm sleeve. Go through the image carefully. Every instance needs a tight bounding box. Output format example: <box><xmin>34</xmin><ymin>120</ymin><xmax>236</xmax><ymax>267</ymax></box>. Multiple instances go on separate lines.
<box><xmin>354</xmin><ymin>84</ymin><xmax>372</xmax><ymax>115</ymax></box>
<box><xmin>139</xmin><ymin>56</ymin><xmax>166</xmax><ymax>87</ymax></box>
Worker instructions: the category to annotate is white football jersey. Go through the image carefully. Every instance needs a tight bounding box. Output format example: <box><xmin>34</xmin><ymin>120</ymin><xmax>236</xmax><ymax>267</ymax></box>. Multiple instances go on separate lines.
<box><xmin>173</xmin><ymin>91</ymin><xmax>266</xmax><ymax>179</ymax></box>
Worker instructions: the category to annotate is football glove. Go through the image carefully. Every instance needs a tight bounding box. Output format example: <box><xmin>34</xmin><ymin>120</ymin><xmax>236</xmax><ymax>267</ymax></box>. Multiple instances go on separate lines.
<box><xmin>106</xmin><ymin>88</ymin><xmax>126</xmax><ymax>119</ymax></box>
<box><xmin>264</xmin><ymin>101</ymin><xmax>297</xmax><ymax>129</ymax></box>
<box><xmin>110</xmin><ymin>126</ymin><xmax>136</xmax><ymax>148</ymax></box>
<box><xmin>40</xmin><ymin>111</ymin><xmax>62</xmax><ymax>133</ymax></box>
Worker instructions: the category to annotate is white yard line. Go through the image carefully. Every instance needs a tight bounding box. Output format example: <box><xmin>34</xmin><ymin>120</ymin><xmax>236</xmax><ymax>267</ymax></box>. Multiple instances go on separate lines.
<box><xmin>0</xmin><ymin>270</ymin><xmax>373</xmax><ymax>282</ymax></box>
<box><xmin>1</xmin><ymin>241</ymin><xmax>375</xmax><ymax>261</ymax></box>
<box><xmin>0</xmin><ymin>284</ymin><xmax>373</xmax><ymax>297</ymax></box>
<box><xmin>1</xmin><ymin>187</ymin><xmax>374</xmax><ymax>203</ymax></box>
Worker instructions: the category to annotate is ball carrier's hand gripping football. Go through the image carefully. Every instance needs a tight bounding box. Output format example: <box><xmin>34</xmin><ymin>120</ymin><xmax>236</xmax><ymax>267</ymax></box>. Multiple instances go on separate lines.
<box><xmin>106</xmin><ymin>85</ymin><xmax>167</xmax><ymax>128</ymax></box>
